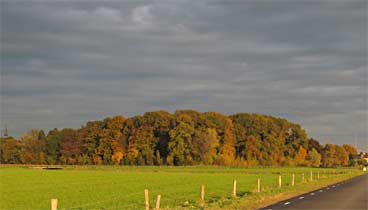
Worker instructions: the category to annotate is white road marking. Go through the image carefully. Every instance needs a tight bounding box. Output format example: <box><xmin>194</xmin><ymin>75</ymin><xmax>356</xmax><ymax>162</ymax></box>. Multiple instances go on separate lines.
<box><xmin>310</xmin><ymin>193</ymin><xmax>315</xmax><ymax>196</ymax></box>
<box><xmin>332</xmin><ymin>185</ymin><xmax>335</xmax><ymax>188</ymax></box>
<box><xmin>327</xmin><ymin>187</ymin><xmax>330</xmax><ymax>190</ymax></box>
<box><xmin>284</xmin><ymin>202</ymin><xmax>291</xmax><ymax>205</ymax></box>
<box><xmin>299</xmin><ymin>196</ymin><xmax>304</xmax><ymax>199</ymax></box>
<box><xmin>319</xmin><ymin>190</ymin><xmax>323</xmax><ymax>192</ymax></box>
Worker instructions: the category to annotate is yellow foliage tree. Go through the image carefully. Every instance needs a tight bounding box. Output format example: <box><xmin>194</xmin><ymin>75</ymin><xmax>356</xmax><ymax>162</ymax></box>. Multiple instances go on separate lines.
<box><xmin>112</xmin><ymin>151</ymin><xmax>124</xmax><ymax>165</ymax></box>
<box><xmin>295</xmin><ymin>146</ymin><xmax>307</xmax><ymax>166</ymax></box>
<box><xmin>218</xmin><ymin>119</ymin><xmax>236</xmax><ymax>166</ymax></box>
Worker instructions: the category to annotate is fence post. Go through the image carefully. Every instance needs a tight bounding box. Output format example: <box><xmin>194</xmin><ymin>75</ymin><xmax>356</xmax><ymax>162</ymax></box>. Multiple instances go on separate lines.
<box><xmin>233</xmin><ymin>180</ymin><xmax>237</xmax><ymax>197</ymax></box>
<box><xmin>278</xmin><ymin>175</ymin><xmax>282</xmax><ymax>188</ymax></box>
<box><xmin>144</xmin><ymin>189</ymin><xmax>149</xmax><ymax>210</ymax></box>
<box><xmin>257</xmin><ymin>178</ymin><xmax>261</xmax><ymax>193</ymax></box>
<box><xmin>51</xmin><ymin>199</ymin><xmax>57</xmax><ymax>210</ymax></box>
<box><xmin>292</xmin><ymin>174</ymin><xmax>295</xmax><ymax>186</ymax></box>
<box><xmin>200</xmin><ymin>184</ymin><xmax>205</xmax><ymax>203</ymax></box>
<box><xmin>310</xmin><ymin>171</ymin><xmax>313</xmax><ymax>181</ymax></box>
<box><xmin>155</xmin><ymin>195</ymin><xmax>161</xmax><ymax>210</ymax></box>
<box><xmin>317</xmin><ymin>172</ymin><xmax>320</xmax><ymax>180</ymax></box>
<box><xmin>302</xmin><ymin>173</ymin><xmax>305</xmax><ymax>183</ymax></box>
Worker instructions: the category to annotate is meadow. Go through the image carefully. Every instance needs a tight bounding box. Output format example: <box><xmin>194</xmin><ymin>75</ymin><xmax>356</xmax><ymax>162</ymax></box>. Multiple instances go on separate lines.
<box><xmin>0</xmin><ymin>166</ymin><xmax>363</xmax><ymax>210</ymax></box>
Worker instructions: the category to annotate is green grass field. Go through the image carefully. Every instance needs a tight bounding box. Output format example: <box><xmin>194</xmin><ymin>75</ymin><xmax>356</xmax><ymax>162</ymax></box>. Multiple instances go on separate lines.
<box><xmin>0</xmin><ymin>166</ymin><xmax>364</xmax><ymax>210</ymax></box>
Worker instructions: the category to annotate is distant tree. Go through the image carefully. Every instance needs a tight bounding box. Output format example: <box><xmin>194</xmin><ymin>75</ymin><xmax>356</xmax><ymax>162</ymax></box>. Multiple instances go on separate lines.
<box><xmin>60</xmin><ymin>129</ymin><xmax>81</xmax><ymax>164</ymax></box>
<box><xmin>78</xmin><ymin>121</ymin><xmax>103</xmax><ymax>164</ymax></box>
<box><xmin>306</xmin><ymin>148</ymin><xmax>321</xmax><ymax>167</ymax></box>
<box><xmin>112</xmin><ymin>151</ymin><xmax>124</xmax><ymax>165</ymax></box>
<box><xmin>143</xmin><ymin>111</ymin><xmax>173</xmax><ymax>161</ymax></box>
<box><xmin>217</xmin><ymin>118</ymin><xmax>236</xmax><ymax>166</ymax></box>
<box><xmin>20</xmin><ymin>129</ymin><xmax>46</xmax><ymax>164</ymax></box>
<box><xmin>342</xmin><ymin>144</ymin><xmax>358</xmax><ymax>158</ymax></box>
<box><xmin>295</xmin><ymin>146</ymin><xmax>307</xmax><ymax>166</ymax></box>
<box><xmin>168</xmin><ymin>121</ymin><xmax>195</xmax><ymax>165</ymax></box>
<box><xmin>308</xmin><ymin>138</ymin><xmax>324</xmax><ymax>155</ymax></box>
<box><xmin>244</xmin><ymin>135</ymin><xmax>261</xmax><ymax>166</ymax></box>
<box><xmin>126</xmin><ymin>126</ymin><xmax>156</xmax><ymax>165</ymax></box>
<box><xmin>135</xmin><ymin>126</ymin><xmax>156</xmax><ymax>165</ymax></box>
<box><xmin>121</xmin><ymin>116</ymin><xmax>144</xmax><ymax>164</ymax></box>
<box><xmin>233</xmin><ymin>123</ymin><xmax>246</xmax><ymax>158</ymax></box>
<box><xmin>126</xmin><ymin>129</ymin><xmax>139</xmax><ymax>165</ymax></box>
<box><xmin>335</xmin><ymin>145</ymin><xmax>349</xmax><ymax>166</ymax></box>
<box><xmin>96</xmin><ymin>115</ymin><xmax>125</xmax><ymax>164</ymax></box>
<box><xmin>342</xmin><ymin>144</ymin><xmax>358</xmax><ymax>166</ymax></box>
<box><xmin>193</xmin><ymin>128</ymin><xmax>219</xmax><ymax>164</ymax></box>
<box><xmin>38</xmin><ymin>130</ymin><xmax>47</xmax><ymax>142</ymax></box>
<box><xmin>1</xmin><ymin>137</ymin><xmax>22</xmax><ymax>163</ymax></box>
<box><xmin>203</xmin><ymin>112</ymin><xmax>227</xmax><ymax>134</ymax></box>
<box><xmin>7</xmin><ymin>110</ymin><xmax>360</xmax><ymax>167</ymax></box>
<box><xmin>45</xmin><ymin>128</ymin><xmax>61</xmax><ymax>164</ymax></box>
<box><xmin>322</xmin><ymin>144</ymin><xmax>338</xmax><ymax>167</ymax></box>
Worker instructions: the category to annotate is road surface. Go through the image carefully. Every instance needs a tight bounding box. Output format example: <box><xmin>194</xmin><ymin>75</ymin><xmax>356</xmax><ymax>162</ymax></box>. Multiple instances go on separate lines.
<box><xmin>260</xmin><ymin>174</ymin><xmax>368</xmax><ymax>210</ymax></box>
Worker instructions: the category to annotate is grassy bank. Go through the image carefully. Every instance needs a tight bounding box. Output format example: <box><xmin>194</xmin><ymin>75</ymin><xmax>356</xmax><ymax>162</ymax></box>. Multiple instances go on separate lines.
<box><xmin>0</xmin><ymin>165</ymin><xmax>363</xmax><ymax>210</ymax></box>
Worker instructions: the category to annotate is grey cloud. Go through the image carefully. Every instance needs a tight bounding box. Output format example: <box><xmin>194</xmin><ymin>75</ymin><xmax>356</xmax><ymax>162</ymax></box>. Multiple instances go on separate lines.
<box><xmin>1</xmin><ymin>0</ymin><xmax>367</xmax><ymax>150</ymax></box>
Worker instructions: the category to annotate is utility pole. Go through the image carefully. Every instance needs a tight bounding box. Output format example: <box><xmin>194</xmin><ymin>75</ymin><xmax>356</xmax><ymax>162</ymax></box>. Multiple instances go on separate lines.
<box><xmin>4</xmin><ymin>124</ymin><xmax>8</xmax><ymax>137</ymax></box>
<box><xmin>1</xmin><ymin>124</ymin><xmax>8</xmax><ymax>137</ymax></box>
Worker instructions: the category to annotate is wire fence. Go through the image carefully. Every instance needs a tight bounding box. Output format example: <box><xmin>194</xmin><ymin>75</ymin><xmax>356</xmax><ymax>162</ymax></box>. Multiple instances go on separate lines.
<box><xmin>44</xmin><ymin>170</ymin><xmax>362</xmax><ymax>210</ymax></box>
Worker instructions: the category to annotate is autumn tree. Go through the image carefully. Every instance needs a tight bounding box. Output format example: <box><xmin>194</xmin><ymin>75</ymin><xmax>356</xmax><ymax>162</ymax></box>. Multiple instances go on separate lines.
<box><xmin>306</xmin><ymin>148</ymin><xmax>321</xmax><ymax>167</ymax></box>
<box><xmin>60</xmin><ymin>128</ymin><xmax>81</xmax><ymax>164</ymax></box>
<box><xmin>78</xmin><ymin>121</ymin><xmax>103</xmax><ymax>164</ymax></box>
<box><xmin>243</xmin><ymin>136</ymin><xmax>261</xmax><ymax>166</ymax></box>
<box><xmin>168</xmin><ymin>119</ymin><xmax>195</xmax><ymax>165</ymax></box>
<box><xmin>126</xmin><ymin>126</ymin><xmax>156</xmax><ymax>165</ymax></box>
<box><xmin>217</xmin><ymin>118</ymin><xmax>236</xmax><ymax>165</ymax></box>
<box><xmin>4</xmin><ymin>110</ymin><xmax>360</xmax><ymax>167</ymax></box>
<box><xmin>121</xmin><ymin>116</ymin><xmax>144</xmax><ymax>164</ymax></box>
<box><xmin>233</xmin><ymin>123</ymin><xmax>246</xmax><ymax>158</ymax></box>
<box><xmin>1</xmin><ymin>137</ymin><xmax>22</xmax><ymax>163</ymax></box>
<box><xmin>193</xmin><ymin>128</ymin><xmax>219</xmax><ymax>164</ymax></box>
<box><xmin>96</xmin><ymin>115</ymin><xmax>125</xmax><ymax>164</ymax></box>
<box><xmin>308</xmin><ymin>138</ymin><xmax>324</xmax><ymax>155</ymax></box>
<box><xmin>335</xmin><ymin>145</ymin><xmax>349</xmax><ymax>166</ymax></box>
<box><xmin>322</xmin><ymin>144</ymin><xmax>338</xmax><ymax>167</ymax></box>
<box><xmin>126</xmin><ymin>132</ymin><xmax>139</xmax><ymax>165</ymax></box>
<box><xmin>342</xmin><ymin>144</ymin><xmax>358</xmax><ymax>158</ymax></box>
<box><xmin>45</xmin><ymin>128</ymin><xmax>61</xmax><ymax>164</ymax></box>
<box><xmin>142</xmin><ymin>111</ymin><xmax>173</xmax><ymax>162</ymax></box>
<box><xmin>295</xmin><ymin>146</ymin><xmax>307</xmax><ymax>166</ymax></box>
<box><xmin>20</xmin><ymin>129</ymin><xmax>46</xmax><ymax>164</ymax></box>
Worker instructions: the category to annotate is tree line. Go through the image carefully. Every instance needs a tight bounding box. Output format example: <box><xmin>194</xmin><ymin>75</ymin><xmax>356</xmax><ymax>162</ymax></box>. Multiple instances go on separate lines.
<box><xmin>0</xmin><ymin>110</ymin><xmax>361</xmax><ymax>167</ymax></box>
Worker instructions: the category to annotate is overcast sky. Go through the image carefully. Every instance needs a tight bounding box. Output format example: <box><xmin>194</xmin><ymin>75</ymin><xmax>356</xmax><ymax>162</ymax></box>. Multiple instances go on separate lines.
<box><xmin>1</xmin><ymin>0</ymin><xmax>367</xmax><ymax>150</ymax></box>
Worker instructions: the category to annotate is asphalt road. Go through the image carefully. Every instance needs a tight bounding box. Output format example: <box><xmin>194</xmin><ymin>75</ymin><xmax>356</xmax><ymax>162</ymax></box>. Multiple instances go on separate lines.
<box><xmin>260</xmin><ymin>174</ymin><xmax>368</xmax><ymax>210</ymax></box>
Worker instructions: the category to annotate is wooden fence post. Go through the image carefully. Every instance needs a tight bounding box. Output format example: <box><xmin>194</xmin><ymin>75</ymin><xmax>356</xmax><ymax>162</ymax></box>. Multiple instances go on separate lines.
<box><xmin>257</xmin><ymin>178</ymin><xmax>261</xmax><ymax>193</ymax></box>
<box><xmin>51</xmin><ymin>199</ymin><xmax>57</xmax><ymax>210</ymax></box>
<box><xmin>278</xmin><ymin>175</ymin><xmax>282</xmax><ymax>188</ymax></box>
<box><xmin>155</xmin><ymin>195</ymin><xmax>161</xmax><ymax>210</ymax></box>
<box><xmin>292</xmin><ymin>174</ymin><xmax>295</xmax><ymax>186</ymax></box>
<box><xmin>302</xmin><ymin>173</ymin><xmax>305</xmax><ymax>183</ymax></box>
<box><xmin>233</xmin><ymin>180</ymin><xmax>237</xmax><ymax>197</ymax></box>
<box><xmin>200</xmin><ymin>184</ymin><xmax>205</xmax><ymax>203</ymax></box>
<box><xmin>310</xmin><ymin>171</ymin><xmax>313</xmax><ymax>181</ymax></box>
<box><xmin>144</xmin><ymin>189</ymin><xmax>149</xmax><ymax>210</ymax></box>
